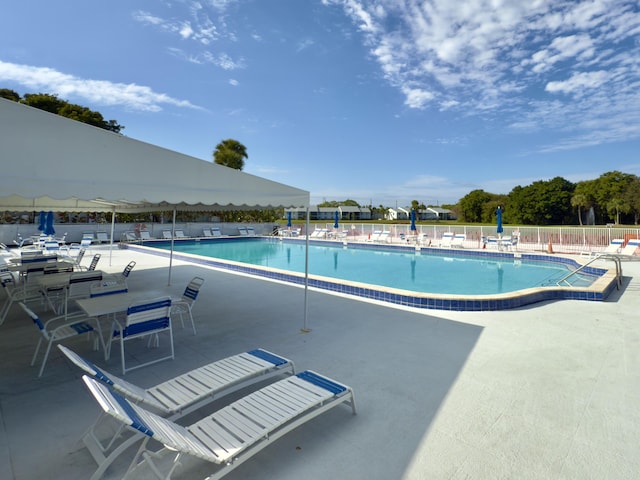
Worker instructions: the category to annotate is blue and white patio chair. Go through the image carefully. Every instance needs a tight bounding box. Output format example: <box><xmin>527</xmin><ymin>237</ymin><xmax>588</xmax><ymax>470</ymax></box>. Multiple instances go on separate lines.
<box><xmin>439</xmin><ymin>232</ymin><xmax>454</xmax><ymax>247</ymax></box>
<box><xmin>58</xmin><ymin>345</ymin><xmax>295</xmax><ymax>480</ymax></box>
<box><xmin>87</xmin><ymin>253</ymin><xmax>101</xmax><ymax>271</ymax></box>
<box><xmin>20</xmin><ymin>302</ymin><xmax>102</xmax><ymax>377</ymax></box>
<box><xmin>171</xmin><ymin>276</ymin><xmax>204</xmax><ymax>335</ymax></box>
<box><xmin>106</xmin><ymin>296</ymin><xmax>173</xmax><ymax>374</ymax></box>
<box><xmin>120</xmin><ymin>261</ymin><xmax>135</xmax><ymax>286</ymax></box>
<box><xmin>64</xmin><ymin>271</ymin><xmax>103</xmax><ymax>317</ymax></box>
<box><xmin>211</xmin><ymin>227</ymin><xmax>222</xmax><ymax>237</ymax></box>
<box><xmin>238</xmin><ymin>226</ymin><xmax>248</xmax><ymax>236</ymax></box>
<box><xmin>81</xmin><ymin>369</ymin><xmax>355</xmax><ymax>480</ymax></box>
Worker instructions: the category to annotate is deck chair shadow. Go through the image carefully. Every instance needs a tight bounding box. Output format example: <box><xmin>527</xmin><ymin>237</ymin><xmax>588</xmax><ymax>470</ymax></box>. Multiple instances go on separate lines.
<box><xmin>58</xmin><ymin>345</ymin><xmax>295</xmax><ymax>480</ymax></box>
<box><xmin>20</xmin><ymin>302</ymin><xmax>102</xmax><ymax>377</ymax></box>
<box><xmin>171</xmin><ymin>276</ymin><xmax>204</xmax><ymax>335</ymax></box>
<box><xmin>81</xmin><ymin>368</ymin><xmax>356</xmax><ymax>480</ymax></box>
<box><xmin>105</xmin><ymin>296</ymin><xmax>173</xmax><ymax>374</ymax></box>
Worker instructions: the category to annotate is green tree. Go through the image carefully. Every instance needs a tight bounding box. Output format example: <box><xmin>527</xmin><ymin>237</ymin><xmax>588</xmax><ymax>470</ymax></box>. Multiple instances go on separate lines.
<box><xmin>457</xmin><ymin>189</ymin><xmax>492</xmax><ymax>222</ymax></box>
<box><xmin>213</xmin><ymin>139</ymin><xmax>247</xmax><ymax>170</ymax></box>
<box><xmin>591</xmin><ymin>171</ymin><xmax>635</xmax><ymax>224</ymax></box>
<box><xmin>508</xmin><ymin>177</ymin><xmax>575</xmax><ymax>225</ymax></box>
<box><xmin>0</xmin><ymin>88</ymin><xmax>21</xmax><ymax>101</ymax></box>
<box><xmin>623</xmin><ymin>176</ymin><xmax>640</xmax><ymax>224</ymax></box>
<box><xmin>18</xmin><ymin>92</ymin><xmax>124</xmax><ymax>133</ymax></box>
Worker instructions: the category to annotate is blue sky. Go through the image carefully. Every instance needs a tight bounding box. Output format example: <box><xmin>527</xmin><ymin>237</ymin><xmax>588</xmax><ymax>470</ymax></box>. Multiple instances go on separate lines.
<box><xmin>2</xmin><ymin>0</ymin><xmax>639</xmax><ymax>207</ymax></box>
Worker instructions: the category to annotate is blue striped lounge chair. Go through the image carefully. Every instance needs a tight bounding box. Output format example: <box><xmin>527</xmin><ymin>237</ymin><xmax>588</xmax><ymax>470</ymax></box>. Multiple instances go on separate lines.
<box><xmin>81</xmin><ymin>368</ymin><xmax>355</xmax><ymax>480</ymax></box>
<box><xmin>58</xmin><ymin>345</ymin><xmax>296</xmax><ymax>480</ymax></box>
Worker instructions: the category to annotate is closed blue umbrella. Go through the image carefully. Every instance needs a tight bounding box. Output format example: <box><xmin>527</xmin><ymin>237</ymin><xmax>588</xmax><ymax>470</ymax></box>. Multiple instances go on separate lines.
<box><xmin>37</xmin><ymin>211</ymin><xmax>46</xmax><ymax>231</ymax></box>
<box><xmin>496</xmin><ymin>206</ymin><xmax>503</xmax><ymax>235</ymax></box>
<box><xmin>44</xmin><ymin>211</ymin><xmax>55</xmax><ymax>236</ymax></box>
<box><xmin>410</xmin><ymin>209</ymin><xmax>417</xmax><ymax>231</ymax></box>
<box><xmin>334</xmin><ymin>210</ymin><xmax>339</xmax><ymax>229</ymax></box>
<box><xmin>286</xmin><ymin>211</ymin><xmax>292</xmax><ymax>228</ymax></box>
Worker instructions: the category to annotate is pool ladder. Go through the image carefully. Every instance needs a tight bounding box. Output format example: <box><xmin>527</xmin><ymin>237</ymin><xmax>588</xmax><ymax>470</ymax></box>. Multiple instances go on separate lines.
<box><xmin>556</xmin><ymin>255</ymin><xmax>622</xmax><ymax>289</ymax></box>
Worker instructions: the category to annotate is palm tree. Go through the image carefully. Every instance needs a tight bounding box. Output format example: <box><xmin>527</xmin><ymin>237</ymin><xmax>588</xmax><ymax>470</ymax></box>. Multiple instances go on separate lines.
<box><xmin>213</xmin><ymin>139</ymin><xmax>248</xmax><ymax>170</ymax></box>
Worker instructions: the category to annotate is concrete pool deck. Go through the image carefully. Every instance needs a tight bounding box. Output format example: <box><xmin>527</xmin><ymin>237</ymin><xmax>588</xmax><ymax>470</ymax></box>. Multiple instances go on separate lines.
<box><xmin>1</xmin><ymin>245</ymin><xmax>639</xmax><ymax>479</ymax></box>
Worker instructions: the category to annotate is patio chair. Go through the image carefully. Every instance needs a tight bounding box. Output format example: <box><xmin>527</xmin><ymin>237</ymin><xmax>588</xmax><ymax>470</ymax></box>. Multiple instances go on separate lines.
<box><xmin>171</xmin><ymin>276</ymin><xmax>204</xmax><ymax>335</ymax></box>
<box><xmin>106</xmin><ymin>296</ymin><xmax>174</xmax><ymax>374</ymax></box>
<box><xmin>238</xmin><ymin>226</ymin><xmax>248</xmax><ymax>236</ymax></box>
<box><xmin>122</xmin><ymin>231</ymin><xmax>137</xmax><ymax>243</ymax></box>
<box><xmin>246</xmin><ymin>226</ymin><xmax>256</xmax><ymax>235</ymax></box>
<box><xmin>139</xmin><ymin>230</ymin><xmax>152</xmax><ymax>241</ymax></box>
<box><xmin>211</xmin><ymin>227</ymin><xmax>222</xmax><ymax>237</ymax></box>
<box><xmin>58</xmin><ymin>345</ymin><xmax>295</xmax><ymax>480</ymax></box>
<box><xmin>81</xmin><ymin>369</ymin><xmax>356</xmax><ymax>480</ymax></box>
<box><xmin>64</xmin><ymin>271</ymin><xmax>104</xmax><ymax>317</ymax></box>
<box><xmin>20</xmin><ymin>302</ymin><xmax>102</xmax><ymax>377</ymax></box>
<box><xmin>87</xmin><ymin>253</ymin><xmax>101</xmax><ymax>271</ymax></box>
<box><xmin>121</xmin><ymin>261</ymin><xmax>135</xmax><ymax>286</ymax></box>
<box><xmin>0</xmin><ymin>270</ymin><xmax>44</xmax><ymax>325</ymax></box>
<box><xmin>202</xmin><ymin>228</ymin><xmax>213</xmax><ymax>237</ymax></box>
<box><xmin>162</xmin><ymin>230</ymin><xmax>172</xmax><ymax>239</ymax></box>
<box><xmin>175</xmin><ymin>230</ymin><xmax>186</xmax><ymax>238</ymax></box>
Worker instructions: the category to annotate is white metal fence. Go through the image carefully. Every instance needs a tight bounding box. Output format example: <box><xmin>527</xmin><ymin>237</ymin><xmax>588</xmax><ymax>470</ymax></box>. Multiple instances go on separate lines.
<box><xmin>309</xmin><ymin>223</ymin><xmax>640</xmax><ymax>255</ymax></box>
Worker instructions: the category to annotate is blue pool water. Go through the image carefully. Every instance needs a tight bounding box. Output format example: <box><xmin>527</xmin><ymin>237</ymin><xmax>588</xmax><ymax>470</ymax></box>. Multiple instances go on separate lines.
<box><xmin>152</xmin><ymin>239</ymin><xmax>597</xmax><ymax>295</ymax></box>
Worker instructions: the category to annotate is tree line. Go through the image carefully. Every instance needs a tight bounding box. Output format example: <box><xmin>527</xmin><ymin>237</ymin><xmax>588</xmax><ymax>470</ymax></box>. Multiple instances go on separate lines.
<box><xmin>456</xmin><ymin>171</ymin><xmax>640</xmax><ymax>226</ymax></box>
<box><xmin>1</xmin><ymin>88</ymin><xmax>124</xmax><ymax>133</ymax></box>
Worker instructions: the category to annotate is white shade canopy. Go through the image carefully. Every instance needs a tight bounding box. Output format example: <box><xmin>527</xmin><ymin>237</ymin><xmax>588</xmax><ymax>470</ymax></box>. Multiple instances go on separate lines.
<box><xmin>0</xmin><ymin>98</ymin><xmax>309</xmax><ymax>213</ymax></box>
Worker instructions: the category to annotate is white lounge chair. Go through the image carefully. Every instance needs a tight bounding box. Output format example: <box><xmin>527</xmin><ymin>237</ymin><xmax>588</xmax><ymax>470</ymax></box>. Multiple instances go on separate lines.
<box><xmin>81</xmin><ymin>369</ymin><xmax>356</xmax><ymax>480</ymax></box>
<box><xmin>202</xmin><ymin>228</ymin><xmax>213</xmax><ymax>237</ymax></box>
<box><xmin>377</xmin><ymin>231</ymin><xmax>391</xmax><ymax>243</ymax></box>
<box><xmin>162</xmin><ymin>230</ymin><xmax>173</xmax><ymax>239</ymax></box>
<box><xmin>451</xmin><ymin>233</ymin><xmax>466</xmax><ymax>248</ymax></box>
<box><xmin>175</xmin><ymin>230</ymin><xmax>186</xmax><ymax>238</ymax></box>
<box><xmin>246</xmin><ymin>226</ymin><xmax>256</xmax><ymax>236</ymax></box>
<box><xmin>367</xmin><ymin>230</ymin><xmax>382</xmax><ymax>242</ymax></box>
<box><xmin>139</xmin><ymin>230</ymin><xmax>152</xmax><ymax>241</ymax></box>
<box><xmin>439</xmin><ymin>232</ymin><xmax>454</xmax><ymax>247</ymax></box>
<box><xmin>211</xmin><ymin>227</ymin><xmax>222</xmax><ymax>237</ymax></box>
<box><xmin>620</xmin><ymin>239</ymin><xmax>640</xmax><ymax>256</ymax></box>
<box><xmin>59</xmin><ymin>345</ymin><xmax>295</xmax><ymax>480</ymax></box>
<box><xmin>602</xmin><ymin>238</ymin><xmax>624</xmax><ymax>254</ymax></box>
<box><xmin>238</xmin><ymin>226</ymin><xmax>248</xmax><ymax>236</ymax></box>
<box><xmin>96</xmin><ymin>231</ymin><xmax>109</xmax><ymax>244</ymax></box>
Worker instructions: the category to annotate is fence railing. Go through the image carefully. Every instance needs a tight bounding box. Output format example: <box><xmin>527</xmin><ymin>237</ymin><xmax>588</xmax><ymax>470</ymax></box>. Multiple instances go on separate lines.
<box><xmin>308</xmin><ymin>223</ymin><xmax>640</xmax><ymax>255</ymax></box>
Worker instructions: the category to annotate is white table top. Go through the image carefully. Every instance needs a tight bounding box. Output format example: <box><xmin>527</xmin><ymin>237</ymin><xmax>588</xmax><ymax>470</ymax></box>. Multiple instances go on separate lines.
<box><xmin>75</xmin><ymin>290</ymin><xmax>168</xmax><ymax>318</ymax></box>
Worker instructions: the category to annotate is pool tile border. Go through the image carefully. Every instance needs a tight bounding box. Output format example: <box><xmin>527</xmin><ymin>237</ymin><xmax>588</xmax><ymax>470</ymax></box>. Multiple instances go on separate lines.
<box><xmin>126</xmin><ymin>238</ymin><xmax>618</xmax><ymax>311</ymax></box>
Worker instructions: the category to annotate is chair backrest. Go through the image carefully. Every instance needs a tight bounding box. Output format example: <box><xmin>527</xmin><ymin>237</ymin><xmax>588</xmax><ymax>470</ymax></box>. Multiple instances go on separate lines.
<box><xmin>68</xmin><ymin>271</ymin><xmax>103</xmax><ymax>300</ymax></box>
<box><xmin>162</xmin><ymin>230</ymin><xmax>172</xmax><ymax>239</ymax></box>
<box><xmin>140</xmin><ymin>231</ymin><xmax>151</xmax><ymax>240</ymax></box>
<box><xmin>182</xmin><ymin>277</ymin><xmax>205</xmax><ymax>303</ymax></box>
<box><xmin>175</xmin><ymin>230</ymin><xmax>185</xmax><ymax>238</ymax></box>
<box><xmin>124</xmin><ymin>297</ymin><xmax>172</xmax><ymax>337</ymax></box>
<box><xmin>80</xmin><ymin>237</ymin><xmax>92</xmax><ymax>248</ymax></box>
<box><xmin>203</xmin><ymin>228</ymin><xmax>212</xmax><ymax>237</ymax></box>
<box><xmin>44</xmin><ymin>240</ymin><xmax>60</xmax><ymax>253</ymax></box>
<box><xmin>96</xmin><ymin>232</ymin><xmax>109</xmax><ymax>242</ymax></box>
<box><xmin>122</xmin><ymin>261</ymin><xmax>136</xmax><ymax>279</ymax></box>
<box><xmin>88</xmin><ymin>254</ymin><xmax>101</xmax><ymax>271</ymax></box>
<box><xmin>75</xmin><ymin>248</ymin><xmax>86</xmax><ymax>266</ymax></box>
<box><xmin>211</xmin><ymin>227</ymin><xmax>222</xmax><ymax>237</ymax></box>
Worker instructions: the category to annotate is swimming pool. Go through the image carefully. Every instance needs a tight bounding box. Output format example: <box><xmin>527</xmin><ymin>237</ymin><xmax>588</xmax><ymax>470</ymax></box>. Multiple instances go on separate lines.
<box><xmin>133</xmin><ymin>238</ymin><xmax>617</xmax><ymax>311</ymax></box>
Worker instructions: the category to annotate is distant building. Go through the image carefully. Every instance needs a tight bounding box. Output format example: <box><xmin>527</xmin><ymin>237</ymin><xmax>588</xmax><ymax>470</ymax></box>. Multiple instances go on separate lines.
<box><xmin>285</xmin><ymin>206</ymin><xmax>372</xmax><ymax>221</ymax></box>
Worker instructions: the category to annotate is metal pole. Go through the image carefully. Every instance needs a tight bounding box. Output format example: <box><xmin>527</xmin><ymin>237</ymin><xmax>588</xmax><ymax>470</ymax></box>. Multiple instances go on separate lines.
<box><xmin>168</xmin><ymin>208</ymin><xmax>176</xmax><ymax>286</ymax></box>
<box><xmin>302</xmin><ymin>207</ymin><xmax>311</xmax><ymax>332</ymax></box>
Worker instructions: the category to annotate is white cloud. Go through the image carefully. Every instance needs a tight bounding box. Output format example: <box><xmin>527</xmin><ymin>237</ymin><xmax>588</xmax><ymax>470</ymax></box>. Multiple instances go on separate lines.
<box><xmin>0</xmin><ymin>60</ymin><xmax>200</xmax><ymax>112</ymax></box>
<box><xmin>324</xmin><ymin>0</ymin><xmax>640</xmax><ymax>151</ymax></box>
